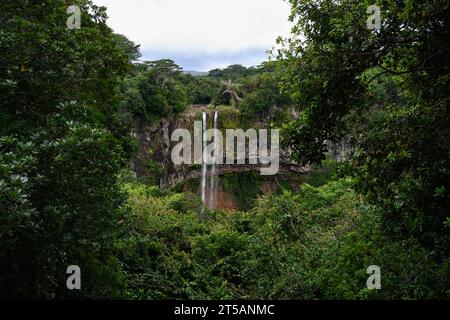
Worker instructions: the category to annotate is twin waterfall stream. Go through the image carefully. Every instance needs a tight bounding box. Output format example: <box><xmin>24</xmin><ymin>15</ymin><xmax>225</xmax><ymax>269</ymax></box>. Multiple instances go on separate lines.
<box><xmin>200</xmin><ymin>111</ymin><xmax>219</xmax><ymax>210</ymax></box>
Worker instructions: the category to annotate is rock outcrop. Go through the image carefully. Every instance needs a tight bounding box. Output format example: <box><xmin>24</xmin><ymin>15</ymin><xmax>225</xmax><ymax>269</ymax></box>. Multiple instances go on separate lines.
<box><xmin>131</xmin><ymin>105</ymin><xmax>311</xmax><ymax>188</ymax></box>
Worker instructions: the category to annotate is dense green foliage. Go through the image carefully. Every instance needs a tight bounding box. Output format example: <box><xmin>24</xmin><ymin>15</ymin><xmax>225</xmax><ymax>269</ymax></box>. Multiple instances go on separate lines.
<box><xmin>119</xmin><ymin>59</ymin><xmax>293</xmax><ymax>126</ymax></box>
<box><xmin>120</xmin><ymin>59</ymin><xmax>189</xmax><ymax>122</ymax></box>
<box><xmin>209</xmin><ymin>62</ymin><xmax>293</xmax><ymax>120</ymax></box>
<box><xmin>279</xmin><ymin>0</ymin><xmax>450</xmax><ymax>269</ymax></box>
<box><xmin>117</xmin><ymin>174</ymin><xmax>448</xmax><ymax>299</ymax></box>
<box><xmin>208</xmin><ymin>64</ymin><xmax>262</xmax><ymax>81</ymax></box>
<box><xmin>2</xmin><ymin>0</ymin><xmax>448</xmax><ymax>300</ymax></box>
<box><xmin>0</xmin><ymin>0</ymin><xmax>132</xmax><ymax>298</ymax></box>
<box><xmin>239</xmin><ymin>69</ymin><xmax>292</xmax><ymax>120</ymax></box>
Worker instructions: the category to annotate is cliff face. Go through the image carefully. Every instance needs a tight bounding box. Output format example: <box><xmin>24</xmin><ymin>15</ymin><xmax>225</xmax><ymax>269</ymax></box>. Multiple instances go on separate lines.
<box><xmin>131</xmin><ymin>116</ymin><xmax>170</xmax><ymax>178</ymax></box>
<box><xmin>131</xmin><ymin>106</ymin><xmax>217</xmax><ymax>186</ymax></box>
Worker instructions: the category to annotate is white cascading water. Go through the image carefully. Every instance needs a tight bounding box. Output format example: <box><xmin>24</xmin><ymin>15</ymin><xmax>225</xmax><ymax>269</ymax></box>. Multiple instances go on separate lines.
<box><xmin>201</xmin><ymin>112</ymin><xmax>207</xmax><ymax>206</ymax></box>
<box><xmin>209</xmin><ymin>111</ymin><xmax>219</xmax><ymax>210</ymax></box>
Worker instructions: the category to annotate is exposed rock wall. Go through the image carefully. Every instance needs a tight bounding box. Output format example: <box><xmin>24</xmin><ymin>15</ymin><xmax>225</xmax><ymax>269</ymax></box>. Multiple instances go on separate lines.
<box><xmin>131</xmin><ymin>106</ymin><xmax>213</xmax><ymax>185</ymax></box>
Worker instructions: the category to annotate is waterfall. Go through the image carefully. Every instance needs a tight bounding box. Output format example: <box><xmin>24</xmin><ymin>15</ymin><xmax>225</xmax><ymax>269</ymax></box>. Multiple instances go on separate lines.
<box><xmin>209</xmin><ymin>111</ymin><xmax>219</xmax><ymax>210</ymax></box>
<box><xmin>201</xmin><ymin>112</ymin><xmax>207</xmax><ymax>206</ymax></box>
<box><xmin>200</xmin><ymin>111</ymin><xmax>219</xmax><ymax>210</ymax></box>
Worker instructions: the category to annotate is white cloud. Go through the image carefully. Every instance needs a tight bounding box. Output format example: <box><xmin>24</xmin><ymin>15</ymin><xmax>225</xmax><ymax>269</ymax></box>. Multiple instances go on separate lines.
<box><xmin>94</xmin><ymin>0</ymin><xmax>292</xmax><ymax>68</ymax></box>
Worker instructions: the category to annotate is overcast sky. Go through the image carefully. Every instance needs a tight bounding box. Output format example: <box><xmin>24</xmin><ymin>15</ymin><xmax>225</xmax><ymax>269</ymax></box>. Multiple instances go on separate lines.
<box><xmin>94</xmin><ymin>0</ymin><xmax>292</xmax><ymax>71</ymax></box>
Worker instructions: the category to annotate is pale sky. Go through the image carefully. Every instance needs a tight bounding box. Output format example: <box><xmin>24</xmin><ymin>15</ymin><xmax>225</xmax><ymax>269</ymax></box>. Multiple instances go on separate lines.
<box><xmin>94</xmin><ymin>0</ymin><xmax>292</xmax><ymax>71</ymax></box>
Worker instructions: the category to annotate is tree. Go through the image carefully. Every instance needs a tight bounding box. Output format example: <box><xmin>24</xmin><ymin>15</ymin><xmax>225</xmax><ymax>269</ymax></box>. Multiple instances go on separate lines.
<box><xmin>112</xmin><ymin>33</ymin><xmax>142</xmax><ymax>62</ymax></box>
<box><xmin>0</xmin><ymin>0</ymin><xmax>132</xmax><ymax>298</ymax></box>
<box><xmin>120</xmin><ymin>60</ymin><xmax>189</xmax><ymax>122</ymax></box>
<box><xmin>208</xmin><ymin>64</ymin><xmax>252</xmax><ymax>80</ymax></box>
<box><xmin>240</xmin><ymin>70</ymin><xmax>292</xmax><ymax>120</ymax></box>
<box><xmin>278</xmin><ymin>0</ymin><xmax>450</xmax><ymax>253</ymax></box>
<box><xmin>220</xmin><ymin>79</ymin><xmax>242</xmax><ymax>108</ymax></box>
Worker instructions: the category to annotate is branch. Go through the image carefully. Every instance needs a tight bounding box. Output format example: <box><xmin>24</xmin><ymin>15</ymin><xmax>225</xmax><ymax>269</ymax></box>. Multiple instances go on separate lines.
<box><xmin>364</xmin><ymin>70</ymin><xmax>390</xmax><ymax>86</ymax></box>
<box><xmin>379</xmin><ymin>65</ymin><xmax>411</xmax><ymax>75</ymax></box>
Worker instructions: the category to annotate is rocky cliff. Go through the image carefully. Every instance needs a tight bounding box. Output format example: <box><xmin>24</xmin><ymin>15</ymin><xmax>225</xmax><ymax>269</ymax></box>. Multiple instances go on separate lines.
<box><xmin>131</xmin><ymin>105</ymin><xmax>310</xmax><ymax>188</ymax></box>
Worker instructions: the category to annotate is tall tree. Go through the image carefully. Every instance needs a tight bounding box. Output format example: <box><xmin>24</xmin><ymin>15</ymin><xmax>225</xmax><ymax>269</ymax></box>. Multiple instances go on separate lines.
<box><xmin>0</xmin><ymin>0</ymin><xmax>132</xmax><ymax>298</ymax></box>
<box><xmin>221</xmin><ymin>79</ymin><xmax>242</xmax><ymax>108</ymax></box>
<box><xmin>112</xmin><ymin>33</ymin><xmax>142</xmax><ymax>62</ymax></box>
